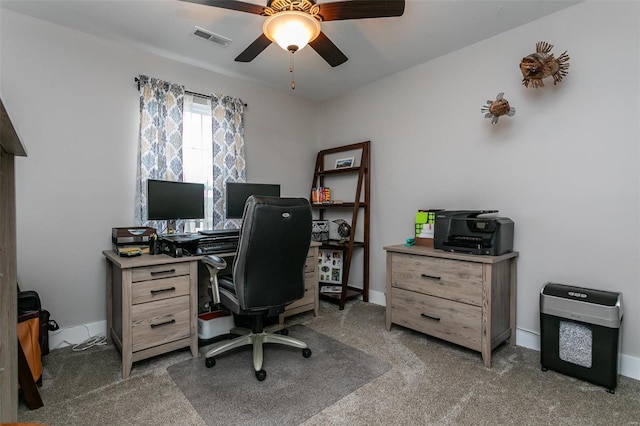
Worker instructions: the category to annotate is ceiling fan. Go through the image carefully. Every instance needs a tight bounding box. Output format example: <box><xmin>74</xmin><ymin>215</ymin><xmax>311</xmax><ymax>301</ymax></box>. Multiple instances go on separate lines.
<box><xmin>181</xmin><ymin>0</ymin><xmax>406</xmax><ymax>67</ymax></box>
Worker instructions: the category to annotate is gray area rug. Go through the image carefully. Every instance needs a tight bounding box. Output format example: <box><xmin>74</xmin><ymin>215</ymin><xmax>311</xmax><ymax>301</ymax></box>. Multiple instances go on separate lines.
<box><xmin>168</xmin><ymin>324</ymin><xmax>391</xmax><ymax>426</ymax></box>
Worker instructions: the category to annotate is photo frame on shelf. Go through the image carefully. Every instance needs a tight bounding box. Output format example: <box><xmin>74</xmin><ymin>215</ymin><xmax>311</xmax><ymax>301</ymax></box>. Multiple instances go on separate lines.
<box><xmin>335</xmin><ymin>157</ymin><xmax>354</xmax><ymax>169</ymax></box>
<box><xmin>318</xmin><ymin>249</ymin><xmax>343</xmax><ymax>284</ymax></box>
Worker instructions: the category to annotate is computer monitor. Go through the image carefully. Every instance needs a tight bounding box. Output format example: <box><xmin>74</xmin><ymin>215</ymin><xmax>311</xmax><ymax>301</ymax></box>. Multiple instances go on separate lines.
<box><xmin>225</xmin><ymin>182</ymin><xmax>281</xmax><ymax>219</ymax></box>
<box><xmin>147</xmin><ymin>179</ymin><xmax>205</xmax><ymax>223</ymax></box>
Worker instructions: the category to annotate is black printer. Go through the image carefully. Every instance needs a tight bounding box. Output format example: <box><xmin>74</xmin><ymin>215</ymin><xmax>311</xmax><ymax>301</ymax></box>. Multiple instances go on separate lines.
<box><xmin>434</xmin><ymin>210</ymin><xmax>514</xmax><ymax>256</ymax></box>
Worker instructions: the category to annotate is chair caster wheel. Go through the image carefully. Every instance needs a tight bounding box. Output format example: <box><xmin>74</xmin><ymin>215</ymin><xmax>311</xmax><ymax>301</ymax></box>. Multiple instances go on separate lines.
<box><xmin>302</xmin><ymin>348</ymin><xmax>312</xmax><ymax>358</ymax></box>
<box><xmin>205</xmin><ymin>357</ymin><xmax>216</xmax><ymax>368</ymax></box>
<box><xmin>541</xmin><ymin>366</ymin><xmax>547</xmax><ymax>372</ymax></box>
<box><xmin>256</xmin><ymin>369</ymin><xmax>267</xmax><ymax>381</ymax></box>
<box><xmin>280</xmin><ymin>328</ymin><xmax>289</xmax><ymax>336</ymax></box>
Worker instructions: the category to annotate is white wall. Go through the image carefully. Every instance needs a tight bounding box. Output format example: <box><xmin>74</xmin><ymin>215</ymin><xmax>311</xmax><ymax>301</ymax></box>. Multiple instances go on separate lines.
<box><xmin>0</xmin><ymin>10</ymin><xmax>317</xmax><ymax>329</ymax></box>
<box><xmin>316</xmin><ymin>1</ymin><xmax>640</xmax><ymax>361</ymax></box>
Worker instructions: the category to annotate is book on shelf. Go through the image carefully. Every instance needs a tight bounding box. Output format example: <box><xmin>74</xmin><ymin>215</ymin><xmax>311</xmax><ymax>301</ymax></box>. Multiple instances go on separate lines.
<box><xmin>321</xmin><ymin>285</ymin><xmax>342</xmax><ymax>294</ymax></box>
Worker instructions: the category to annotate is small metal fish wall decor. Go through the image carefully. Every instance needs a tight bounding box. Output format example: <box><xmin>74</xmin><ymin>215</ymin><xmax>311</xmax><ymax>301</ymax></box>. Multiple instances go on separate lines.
<box><xmin>520</xmin><ymin>41</ymin><xmax>570</xmax><ymax>88</ymax></box>
<box><xmin>481</xmin><ymin>92</ymin><xmax>516</xmax><ymax>124</ymax></box>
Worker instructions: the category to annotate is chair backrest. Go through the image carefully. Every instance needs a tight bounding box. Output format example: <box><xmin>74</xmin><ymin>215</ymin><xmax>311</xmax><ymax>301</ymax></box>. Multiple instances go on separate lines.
<box><xmin>232</xmin><ymin>195</ymin><xmax>312</xmax><ymax>311</ymax></box>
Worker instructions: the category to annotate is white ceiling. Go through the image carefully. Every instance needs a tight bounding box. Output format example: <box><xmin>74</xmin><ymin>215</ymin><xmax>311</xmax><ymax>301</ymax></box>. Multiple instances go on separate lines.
<box><xmin>0</xmin><ymin>0</ymin><xmax>579</xmax><ymax>102</ymax></box>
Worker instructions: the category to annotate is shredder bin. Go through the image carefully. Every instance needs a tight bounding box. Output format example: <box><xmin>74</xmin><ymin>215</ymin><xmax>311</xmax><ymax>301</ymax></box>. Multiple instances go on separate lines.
<box><xmin>540</xmin><ymin>282</ymin><xmax>623</xmax><ymax>393</ymax></box>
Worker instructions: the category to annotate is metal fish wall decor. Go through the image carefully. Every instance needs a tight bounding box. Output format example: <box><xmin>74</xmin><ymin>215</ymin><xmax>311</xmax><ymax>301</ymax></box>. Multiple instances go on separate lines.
<box><xmin>481</xmin><ymin>92</ymin><xmax>516</xmax><ymax>124</ymax></box>
<box><xmin>520</xmin><ymin>41</ymin><xmax>570</xmax><ymax>88</ymax></box>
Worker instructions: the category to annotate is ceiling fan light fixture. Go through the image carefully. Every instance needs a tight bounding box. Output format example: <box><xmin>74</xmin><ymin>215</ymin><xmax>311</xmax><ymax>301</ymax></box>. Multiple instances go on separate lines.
<box><xmin>263</xmin><ymin>10</ymin><xmax>321</xmax><ymax>53</ymax></box>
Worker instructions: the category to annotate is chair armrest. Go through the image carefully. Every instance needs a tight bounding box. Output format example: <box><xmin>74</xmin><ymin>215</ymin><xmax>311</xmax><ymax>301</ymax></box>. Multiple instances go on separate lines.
<box><xmin>203</xmin><ymin>254</ymin><xmax>227</xmax><ymax>269</ymax></box>
<box><xmin>202</xmin><ymin>255</ymin><xmax>228</xmax><ymax>307</ymax></box>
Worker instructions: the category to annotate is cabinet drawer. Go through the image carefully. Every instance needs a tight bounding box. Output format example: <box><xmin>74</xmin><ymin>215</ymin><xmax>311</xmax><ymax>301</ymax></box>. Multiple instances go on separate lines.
<box><xmin>131</xmin><ymin>295</ymin><xmax>191</xmax><ymax>352</ymax></box>
<box><xmin>391</xmin><ymin>287</ymin><xmax>482</xmax><ymax>351</ymax></box>
<box><xmin>391</xmin><ymin>253</ymin><xmax>482</xmax><ymax>306</ymax></box>
<box><xmin>132</xmin><ymin>263</ymin><xmax>190</xmax><ymax>283</ymax></box>
<box><xmin>304</xmin><ymin>252</ymin><xmax>315</xmax><ymax>273</ymax></box>
<box><xmin>132</xmin><ymin>275</ymin><xmax>190</xmax><ymax>305</ymax></box>
<box><xmin>286</xmin><ymin>271</ymin><xmax>315</xmax><ymax>310</ymax></box>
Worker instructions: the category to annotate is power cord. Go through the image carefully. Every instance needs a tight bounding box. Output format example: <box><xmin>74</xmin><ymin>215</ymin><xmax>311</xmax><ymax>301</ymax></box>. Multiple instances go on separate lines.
<box><xmin>72</xmin><ymin>335</ymin><xmax>107</xmax><ymax>352</ymax></box>
<box><xmin>51</xmin><ymin>324</ymin><xmax>108</xmax><ymax>351</ymax></box>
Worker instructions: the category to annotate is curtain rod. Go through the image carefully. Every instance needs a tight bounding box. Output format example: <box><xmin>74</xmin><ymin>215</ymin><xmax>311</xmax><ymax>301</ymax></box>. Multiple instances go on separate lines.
<box><xmin>134</xmin><ymin>77</ymin><xmax>247</xmax><ymax>107</ymax></box>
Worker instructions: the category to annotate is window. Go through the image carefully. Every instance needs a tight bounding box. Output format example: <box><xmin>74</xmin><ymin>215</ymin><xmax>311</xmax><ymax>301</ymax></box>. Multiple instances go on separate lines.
<box><xmin>182</xmin><ymin>94</ymin><xmax>213</xmax><ymax>233</ymax></box>
<box><xmin>136</xmin><ymin>76</ymin><xmax>246</xmax><ymax>233</ymax></box>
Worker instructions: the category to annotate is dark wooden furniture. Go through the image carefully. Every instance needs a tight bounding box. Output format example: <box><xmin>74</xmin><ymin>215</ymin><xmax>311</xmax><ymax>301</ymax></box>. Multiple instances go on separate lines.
<box><xmin>0</xmin><ymin>97</ymin><xmax>29</xmax><ymax>422</ymax></box>
<box><xmin>310</xmin><ymin>141</ymin><xmax>370</xmax><ymax>309</ymax></box>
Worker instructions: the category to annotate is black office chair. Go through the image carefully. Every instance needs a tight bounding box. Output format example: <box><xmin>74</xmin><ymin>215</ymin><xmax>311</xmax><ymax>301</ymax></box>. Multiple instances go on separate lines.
<box><xmin>201</xmin><ymin>195</ymin><xmax>313</xmax><ymax>381</ymax></box>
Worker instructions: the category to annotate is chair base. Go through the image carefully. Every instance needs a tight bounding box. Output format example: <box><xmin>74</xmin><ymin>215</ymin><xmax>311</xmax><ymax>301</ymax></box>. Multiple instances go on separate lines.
<box><xmin>203</xmin><ymin>324</ymin><xmax>309</xmax><ymax>375</ymax></box>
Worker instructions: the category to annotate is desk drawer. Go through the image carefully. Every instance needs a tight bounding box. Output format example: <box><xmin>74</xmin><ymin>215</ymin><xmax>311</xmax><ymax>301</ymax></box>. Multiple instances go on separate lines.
<box><xmin>286</xmin><ymin>271</ymin><xmax>316</xmax><ymax>310</ymax></box>
<box><xmin>391</xmin><ymin>287</ymin><xmax>481</xmax><ymax>351</ymax></box>
<box><xmin>391</xmin><ymin>253</ymin><xmax>482</xmax><ymax>306</ymax></box>
<box><xmin>131</xmin><ymin>295</ymin><xmax>190</xmax><ymax>352</ymax></box>
<box><xmin>132</xmin><ymin>263</ymin><xmax>190</xmax><ymax>283</ymax></box>
<box><xmin>304</xmin><ymin>252</ymin><xmax>315</xmax><ymax>274</ymax></box>
<box><xmin>132</xmin><ymin>275</ymin><xmax>190</xmax><ymax>305</ymax></box>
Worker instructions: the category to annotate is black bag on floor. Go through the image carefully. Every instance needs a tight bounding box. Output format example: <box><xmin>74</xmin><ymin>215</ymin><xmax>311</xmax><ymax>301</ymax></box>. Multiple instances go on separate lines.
<box><xmin>17</xmin><ymin>288</ymin><xmax>59</xmax><ymax>355</ymax></box>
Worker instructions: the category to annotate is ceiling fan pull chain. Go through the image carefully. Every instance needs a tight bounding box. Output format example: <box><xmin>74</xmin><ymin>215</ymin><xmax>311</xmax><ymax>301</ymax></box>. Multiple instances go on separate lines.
<box><xmin>289</xmin><ymin>50</ymin><xmax>296</xmax><ymax>90</ymax></box>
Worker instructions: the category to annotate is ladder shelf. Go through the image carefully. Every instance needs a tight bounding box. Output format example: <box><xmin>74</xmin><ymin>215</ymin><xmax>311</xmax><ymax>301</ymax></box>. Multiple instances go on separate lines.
<box><xmin>310</xmin><ymin>141</ymin><xmax>370</xmax><ymax>310</ymax></box>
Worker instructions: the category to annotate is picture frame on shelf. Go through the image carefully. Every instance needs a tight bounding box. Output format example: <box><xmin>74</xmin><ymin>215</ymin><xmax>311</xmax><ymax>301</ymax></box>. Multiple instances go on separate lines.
<box><xmin>335</xmin><ymin>157</ymin><xmax>354</xmax><ymax>169</ymax></box>
<box><xmin>318</xmin><ymin>249</ymin><xmax>343</xmax><ymax>284</ymax></box>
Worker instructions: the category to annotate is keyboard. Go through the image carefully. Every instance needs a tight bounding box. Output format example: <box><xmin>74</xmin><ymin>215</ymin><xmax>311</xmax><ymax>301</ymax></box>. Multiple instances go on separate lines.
<box><xmin>199</xmin><ymin>229</ymin><xmax>240</xmax><ymax>237</ymax></box>
<box><xmin>196</xmin><ymin>240</ymin><xmax>238</xmax><ymax>255</ymax></box>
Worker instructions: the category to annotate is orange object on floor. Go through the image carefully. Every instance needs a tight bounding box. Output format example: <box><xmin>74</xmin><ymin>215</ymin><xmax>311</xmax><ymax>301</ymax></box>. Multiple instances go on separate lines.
<box><xmin>17</xmin><ymin>312</ymin><xmax>42</xmax><ymax>384</ymax></box>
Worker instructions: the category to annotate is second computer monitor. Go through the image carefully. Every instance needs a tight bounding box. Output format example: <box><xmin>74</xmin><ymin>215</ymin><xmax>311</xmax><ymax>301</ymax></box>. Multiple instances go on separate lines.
<box><xmin>225</xmin><ymin>182</ymin><xmax>281</xmax><ymax>219</ymax></box>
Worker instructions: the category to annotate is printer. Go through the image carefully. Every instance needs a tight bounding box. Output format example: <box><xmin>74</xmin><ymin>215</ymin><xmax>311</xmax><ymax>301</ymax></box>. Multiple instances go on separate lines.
<box><xmin>434</xmin><ymin>210</ymin><xmax>514</xmax><ymax>256</ymax></box>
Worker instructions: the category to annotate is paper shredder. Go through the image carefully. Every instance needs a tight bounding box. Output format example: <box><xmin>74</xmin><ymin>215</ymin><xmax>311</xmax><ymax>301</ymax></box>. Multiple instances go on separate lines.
<box><xmin>540</xmin><ymin>282</ymin><xmax>623</xmax><ymax>393</ymax></box>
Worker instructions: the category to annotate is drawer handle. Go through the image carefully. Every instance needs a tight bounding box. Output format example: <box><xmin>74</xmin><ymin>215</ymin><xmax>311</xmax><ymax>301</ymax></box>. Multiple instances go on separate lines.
<box><xmin>150</xmin><ymin>269</ymin><xmax>176</xmax><ymax>276</ymax></box>
<box><xmin>420</xmin><ymin>313</ymin><xmax>441</xmax><ymax>322</ymax></box>
<box><xmin>150</xmin><ymin>287</ymin><xmax>176</xmax><ymax>295</ymax></box>
<box><xmin>150</xmin><ymin>319</ymin><xmax>176</xmax><ymax>329</ymax></box>
<box><xmin>420</xmin><ymin>274</ymin><xmax>441</xmax><ymax>281</ymax></box>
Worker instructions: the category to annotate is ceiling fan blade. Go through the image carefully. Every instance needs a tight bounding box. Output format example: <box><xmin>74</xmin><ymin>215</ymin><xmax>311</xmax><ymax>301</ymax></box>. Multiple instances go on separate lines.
<box><xmin>309</xmin><ymin>32</ymin><xmax>348</xmax><ymax>67</ymax></box>
<box><xmin>235</xmin><ymin>33</ymin><xmax>272</xmax><ymax>62</ymax></box>
<box><xmin>318</xmin><ymin>0</ymin><xmax>405</xmax><ymax>21</ymax></box>
<box><xmin>179</xmin><ymin>0</ymin><xmax>265</xmax><ymax>15</ymax></box>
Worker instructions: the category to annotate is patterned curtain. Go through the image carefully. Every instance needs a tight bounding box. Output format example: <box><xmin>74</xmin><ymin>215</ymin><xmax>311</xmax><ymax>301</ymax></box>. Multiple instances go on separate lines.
<box><xmin>211</xmin><ymin>93</ymin><xmax>246</xmax><ymax>229</ymax></box>
<box><xmin>134</xmin><ymin>75</ymin><xmax>185</xmax><ymax>232</ymax></box>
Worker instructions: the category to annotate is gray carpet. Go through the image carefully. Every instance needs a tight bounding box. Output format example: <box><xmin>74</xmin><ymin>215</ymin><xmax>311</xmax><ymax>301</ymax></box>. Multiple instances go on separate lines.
<box><xmin>16</xmin><ymin>301</ymin><xmax>640</xmax><ymax>425</ymax></box>
<box><xmin>167</xmin><ymin>324</ymin><xmax>391</xmax><ymax>426</ymax></box>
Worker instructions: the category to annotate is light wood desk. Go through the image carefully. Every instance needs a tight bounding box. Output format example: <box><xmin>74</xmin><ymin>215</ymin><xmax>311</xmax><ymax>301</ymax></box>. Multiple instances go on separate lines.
<box><xmin>104</xmin><ymin>242</ymin><xmax>319</xmax><ymax>379</ymax></box>
<box><xmin>280</xmin><ymin>242</ymin><xmax>320</xmax><ymax>323</ymax></box>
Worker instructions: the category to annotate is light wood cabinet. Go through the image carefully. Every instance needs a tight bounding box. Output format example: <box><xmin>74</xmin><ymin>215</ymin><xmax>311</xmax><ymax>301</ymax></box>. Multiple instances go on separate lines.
<box><xmin>384</xmin><ymin>244</ymin><xmax>518</xmax><ymax>367</ymax></box>
<box><xmin>280</xmin><ymin>243</ymin><xmax>320</xmax><ymax>323</ymax></box>
<box><xmin>103</xmin><ymin>251</ymin><xmax>199</xmax><ymax>379</ymax></box>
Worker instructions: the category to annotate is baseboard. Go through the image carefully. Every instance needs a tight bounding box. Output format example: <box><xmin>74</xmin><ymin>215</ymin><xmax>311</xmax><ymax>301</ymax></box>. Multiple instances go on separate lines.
<box><xmin>49</xmin><ymin>320</ymin><xmax>107</xmax><ymax>351</ymax></box>
<box><xmin>370</xmin><ymin>293</ymin><xmax>640</xmax><ymax>381</ymax></box>
<box><xmin>368</xmin><ymin>289</ymin><xmax>386</xmax><ymax>306</ymax></box>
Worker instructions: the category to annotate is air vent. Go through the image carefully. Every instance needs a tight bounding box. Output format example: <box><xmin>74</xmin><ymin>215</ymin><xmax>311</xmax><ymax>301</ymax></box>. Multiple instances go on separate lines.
<box><xmin>192</xmin><ymin>26</ymin><xmax>231</xmax><ymax>47</ymax></box>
